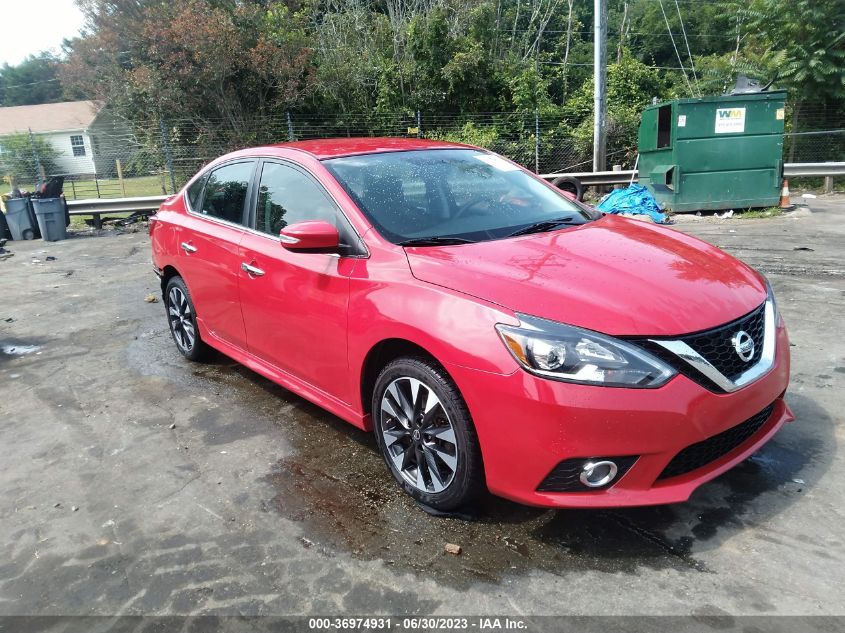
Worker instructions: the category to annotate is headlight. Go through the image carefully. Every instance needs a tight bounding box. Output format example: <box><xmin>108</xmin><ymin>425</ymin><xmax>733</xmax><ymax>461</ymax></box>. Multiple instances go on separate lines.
<box><xmin>496</xmin><ymin>314</ymin><xmax>677</xmax><ymax>388</ymax></box>
<box><xmin>764</xmin><ymin>276</ymin><xmax>779</xmax><ymax>323</ymax></box>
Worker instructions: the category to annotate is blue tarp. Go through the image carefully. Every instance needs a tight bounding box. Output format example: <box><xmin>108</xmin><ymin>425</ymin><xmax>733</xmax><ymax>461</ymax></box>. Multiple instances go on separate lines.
<box><xmin>596</xmin><ymin>185</ymin><xmax>670</xmax><ymax>224</ymax></box>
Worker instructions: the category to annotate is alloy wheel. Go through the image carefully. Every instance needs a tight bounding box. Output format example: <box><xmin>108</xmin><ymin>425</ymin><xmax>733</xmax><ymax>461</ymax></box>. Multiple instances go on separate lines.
<box><xmin>379</xmin><ymin>377</ymin><xmax>458</xmax><ymax>493</ymax></box>
<box><xmin>167</xmin><ymin>286</ymin><xmax>195</xmax><ymax>353</ymax></box>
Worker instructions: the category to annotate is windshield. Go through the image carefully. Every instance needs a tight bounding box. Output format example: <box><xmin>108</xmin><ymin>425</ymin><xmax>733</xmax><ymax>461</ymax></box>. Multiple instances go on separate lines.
<box><xmin>323</xmin><ymin>149</ymin><xmax>594</xmax><ymax>244</ymax></box>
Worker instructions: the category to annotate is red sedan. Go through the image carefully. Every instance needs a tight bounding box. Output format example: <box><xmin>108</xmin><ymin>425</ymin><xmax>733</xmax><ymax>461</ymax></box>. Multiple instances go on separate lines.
<box><xmin>150</xmin><ymin>138</ymin><xmax>792</xmax><ymax>512</ymax></box>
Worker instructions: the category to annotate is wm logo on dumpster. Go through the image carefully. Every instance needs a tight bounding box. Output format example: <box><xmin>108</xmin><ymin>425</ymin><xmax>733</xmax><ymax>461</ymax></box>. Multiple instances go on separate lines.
<box><xmin>715</xmin><ymin>107</ymin><xmax>746</xmax><ymax>134</ymax></box>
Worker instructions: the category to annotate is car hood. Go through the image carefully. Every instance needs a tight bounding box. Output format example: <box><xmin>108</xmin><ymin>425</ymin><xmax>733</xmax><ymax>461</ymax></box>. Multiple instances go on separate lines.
<box><xmin>404</xmin><ymin>215</ymin><xmax>767</xmax><ymax>336</ymax></box>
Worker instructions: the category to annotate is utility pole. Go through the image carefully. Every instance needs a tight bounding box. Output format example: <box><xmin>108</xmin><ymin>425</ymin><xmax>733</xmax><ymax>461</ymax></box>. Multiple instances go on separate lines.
<box><xmin>592</xmin><ymin>0</ymin><xmax>607</xmax><ymax>173</ymax></box>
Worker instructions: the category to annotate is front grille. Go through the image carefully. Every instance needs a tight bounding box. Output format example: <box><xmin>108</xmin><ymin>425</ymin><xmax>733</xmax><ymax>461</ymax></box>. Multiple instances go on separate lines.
<box><xmin>681</xmin><ymin>303</ymin><xmax>765</xmax><ymax>381</ymax></box>
<box><xmin>657</xmin><ymin>403</ymin><xmax>775</xmax><ymax>480</ymax></box>
<box><xmin>629</xmin><ymin>302</ymin><xmax>767</xmax><ymax>392</ymax></box>
<box><xmin>537</xmin><ymin>456</ymin><xmax>638</xmax><ymax>492</ymax></box>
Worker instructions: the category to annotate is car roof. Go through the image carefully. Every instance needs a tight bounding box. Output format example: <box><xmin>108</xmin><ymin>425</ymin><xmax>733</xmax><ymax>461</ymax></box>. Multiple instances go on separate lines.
<box><xmin>256</xmin><ymin>137</ymin><xmax>478</xmax><ymax>160</ymax></box>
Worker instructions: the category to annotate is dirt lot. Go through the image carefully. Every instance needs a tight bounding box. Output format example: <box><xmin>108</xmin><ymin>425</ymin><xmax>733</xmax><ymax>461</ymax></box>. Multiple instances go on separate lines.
<box><xmin>1</xmin><ymin>196</ymin><xmax>844</xmax><ymax>618</ymax></box>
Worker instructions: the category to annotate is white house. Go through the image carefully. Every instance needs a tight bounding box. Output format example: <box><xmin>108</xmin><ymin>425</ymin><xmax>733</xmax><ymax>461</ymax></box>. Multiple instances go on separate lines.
<box><xmin>0</xmin><ymin>100</ymin><xmax>134</xmax><ymax>177</ymax></box>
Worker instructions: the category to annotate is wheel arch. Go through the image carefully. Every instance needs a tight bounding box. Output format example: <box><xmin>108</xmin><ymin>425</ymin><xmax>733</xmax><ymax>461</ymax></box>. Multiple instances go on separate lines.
<box><xmin>160</xmin><ymin>265</ymin><xmax>205</xmax><ymax>330</ymax></box>
<box><xmin>159</xmin><ymin>264</ymin><xmax>182</xmax><ymax>296</ymax></box>
<box><xmin>360</xmin><ymin>338</ymin><xmax>447</xmax><ymax>418</ymax></box>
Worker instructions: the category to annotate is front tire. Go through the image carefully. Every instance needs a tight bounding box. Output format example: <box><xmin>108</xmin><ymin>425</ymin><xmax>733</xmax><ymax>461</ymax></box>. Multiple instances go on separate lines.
<box><xmin>164</xmin><ymin>276</ymin><xmax>208</xmax><ymax>362</ymax></box>
<box><xmin>372</xmin><ymin>356</ymin><xmax>484</xmax><ymax>511</ymax></box>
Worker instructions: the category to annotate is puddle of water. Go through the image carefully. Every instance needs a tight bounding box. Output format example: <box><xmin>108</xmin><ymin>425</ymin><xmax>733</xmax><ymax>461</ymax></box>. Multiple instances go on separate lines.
<box><xmin>262</xmin><ymin>401</ymin><xmax>723</xmax><ymax>587</ymax></box>
<box><xmin>2</xmin><ymin>344</ymin><xmax>41</xmax><ymax>356</ymax></box>
<box><xmin>128</xmin><ymin>325</ymin><xmax>825</xmax><ymax>588</ymax></box>
<box><xmin>260</xmin><ymin>392</ymin><xmax>824</xmax><ymax>587</ymax></box>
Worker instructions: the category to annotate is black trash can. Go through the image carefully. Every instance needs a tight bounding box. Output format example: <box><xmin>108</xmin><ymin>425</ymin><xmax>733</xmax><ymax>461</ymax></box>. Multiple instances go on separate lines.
<box><xmin>0</xmin><ymin>209</ymin><xmax>11</xmax><ymax>240</ymax></box>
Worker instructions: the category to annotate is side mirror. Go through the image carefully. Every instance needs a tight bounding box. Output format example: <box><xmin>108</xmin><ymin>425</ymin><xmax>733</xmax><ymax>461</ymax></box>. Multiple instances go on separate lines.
<box><xmin>279</xmin><ymin>220</ymin><xmax>340</xmax><ymax>252</ymax></box>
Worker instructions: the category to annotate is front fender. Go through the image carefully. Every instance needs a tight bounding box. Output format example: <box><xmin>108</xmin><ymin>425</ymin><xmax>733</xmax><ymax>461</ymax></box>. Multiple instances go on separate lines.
<box><xmin>347</xmin><ymin>250</ymin><xmax>520</xmax><ymax>414</ymax></box>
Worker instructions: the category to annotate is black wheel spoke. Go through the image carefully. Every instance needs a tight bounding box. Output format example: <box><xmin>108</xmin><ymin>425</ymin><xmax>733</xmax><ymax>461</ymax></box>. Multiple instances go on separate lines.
<box><xmin>383</xmin><ymin>426</ymin><xmax>410</xmax><ymax>448</ymax></box>
<box><xmin>384</xmin><ymin>387</ymin><xmax>411</xmax><ymax>428</ymax></box>
<box><xmin>411</xmin><ymin>381</ymin><xmax>428</xmax><ymax>423</ymax></box>
<box><xmin>421</xmin><ymin>401</ymin><xmax>445</xmax><ymax>430</ymax></box>
<box><xmin>422</xmin><ymin>446</ymin><xmax>446</xmax><ymax>492</ymax></box>
<box><xmin>426</xmin><ymin>442</ymin><xmax>457</xmax><ymax>472</ymax></box>
<box><xmin>400</xmin><ymin>444</ymin><xmax>416</xmax><ymax>472</ymax></box>
<box><xmin>394</xmin><ymin>381</ymin><xmax>415</xmax><ymax>422</ymax></box>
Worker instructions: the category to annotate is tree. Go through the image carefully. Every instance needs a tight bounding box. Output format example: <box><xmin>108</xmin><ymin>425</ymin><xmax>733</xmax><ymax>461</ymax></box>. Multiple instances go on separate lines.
<box><xmin>62</xmin><ymin>0</ymin><xmax>315</xmax><ymax>139</ymax></box>
<box><xmin>745</xmin><ymin>0</ymin><xmax>845</xmax><ymax>102</ymax></box>
<box><xmin>49</xmin><ymin>0</ymin><xmax>844</xmax><ymax>171</ymax></box>
<box><xmin>565</xmin><ymin>51</ymin><xmax>670</xmax><ymax>164</ymax></box>
<box><xmin>627</xmin><ymin>1</ymin><xmax>738</xmax><ymax>64</ymax></box>
<box><xmin>742</xmin><ymin>0</ymin><xmax>845</xmax><ymax>160</ymax></box>
<box><xmin>0</xmin><ymin>54</ymin><xmax>64</xmax><ymax>106</ymax></box>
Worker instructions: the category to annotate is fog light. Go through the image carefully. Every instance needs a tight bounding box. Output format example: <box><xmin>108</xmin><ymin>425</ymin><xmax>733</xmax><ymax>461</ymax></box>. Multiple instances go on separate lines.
<box><xmin>579</xmin><ymin>460</ymin><xmax>618</xmax><ymax>488</ymax></box>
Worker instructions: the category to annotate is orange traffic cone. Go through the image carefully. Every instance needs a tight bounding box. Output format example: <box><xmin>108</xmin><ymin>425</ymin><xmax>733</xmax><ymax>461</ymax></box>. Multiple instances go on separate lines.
<box><xmin>779</xmin><ymin>179</ymin><xmax>792</xmax><ymax>208</ymax></box>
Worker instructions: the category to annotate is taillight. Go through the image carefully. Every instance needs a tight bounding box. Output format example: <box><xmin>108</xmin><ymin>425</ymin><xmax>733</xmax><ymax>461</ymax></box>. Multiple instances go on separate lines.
<box><xmin>148</xmin><ymin>214</ymin><xmax>157</xmax><ymax>236</ymax></box>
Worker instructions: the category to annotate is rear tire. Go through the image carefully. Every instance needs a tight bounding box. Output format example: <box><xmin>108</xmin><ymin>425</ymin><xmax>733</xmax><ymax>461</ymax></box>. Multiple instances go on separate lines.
<box><xmin>372</xmin><ymin>356</ymin><xmax>484</xmax><ymax>511</ymax></box>
<box><xmin>164</xmin><ymin>276</ymin><xmax>208</xmax><ymax>362</ymax></box>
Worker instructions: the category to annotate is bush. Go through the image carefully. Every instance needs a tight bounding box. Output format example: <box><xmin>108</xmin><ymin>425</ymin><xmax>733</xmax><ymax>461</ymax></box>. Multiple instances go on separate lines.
<box><xmin>0</xmin><ymin>133</ymin><xmax>59</xmax><ymax>181</ymax></box>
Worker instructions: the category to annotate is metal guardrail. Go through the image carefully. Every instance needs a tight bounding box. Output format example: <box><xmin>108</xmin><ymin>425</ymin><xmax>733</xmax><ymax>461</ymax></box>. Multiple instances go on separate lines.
<box><xmin>540</xmin><ymin>162</ymin><xmax>845</xmax><ymax>184</ymax></box>
<box><xmin>60</xmin><ymin>162</ymin><xmax>843</xmax><ymax>226</ymax></box>
<box><xmin>783</xmin><ymin>162</ymin><xmax>845</xmax><ymax>177</ymax></box>
<box><xmin>66</xmin><ymin>195</ymin><xmax>169</xmax><ymax>229</ymax></box>
<box><xmin>66</xmin><ymin>195</ymin><xmax>169</xmax><ymax>215</ymax></box>
<box><xmin>539</xmin><ymin>169</ymin><xmax>637</xmax><ymax>185</ymax></box>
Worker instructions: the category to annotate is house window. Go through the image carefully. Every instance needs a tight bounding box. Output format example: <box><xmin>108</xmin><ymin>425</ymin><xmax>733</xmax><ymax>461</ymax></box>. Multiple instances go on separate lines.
<box><xmin>70</xmin><ymin>135</ymin><xmax>86</xmax><ymax>157</ymax></box>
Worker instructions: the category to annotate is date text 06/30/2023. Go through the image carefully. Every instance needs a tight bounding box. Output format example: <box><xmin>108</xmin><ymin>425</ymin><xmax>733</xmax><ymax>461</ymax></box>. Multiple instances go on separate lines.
<box><xmin>308</xmin><ymin>617</ymin><xmax>529</xmax><ymax>630</ymax></box>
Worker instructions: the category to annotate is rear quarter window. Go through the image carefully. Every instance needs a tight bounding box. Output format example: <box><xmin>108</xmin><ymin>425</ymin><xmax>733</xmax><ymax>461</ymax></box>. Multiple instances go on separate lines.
<box><xmin>186</xmin><ymin>173</ymin><xmax>208</xmax><ymax>211</ymax></box>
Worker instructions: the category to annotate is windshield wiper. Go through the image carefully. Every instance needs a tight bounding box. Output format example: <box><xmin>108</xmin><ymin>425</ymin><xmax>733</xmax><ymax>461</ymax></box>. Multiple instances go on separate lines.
<box><xmin>507</xmin><ymin>216</ymin><xmax>580</xmax><ymax>238</ymax></box>
<box><xmin>398</xmin><ymin>236</ymin><xmax>476</xmax><ymax>246</ymax></box>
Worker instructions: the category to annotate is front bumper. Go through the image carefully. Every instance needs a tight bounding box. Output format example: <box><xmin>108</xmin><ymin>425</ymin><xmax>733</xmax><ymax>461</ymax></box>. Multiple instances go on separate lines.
<box><xmin>447</xmin><ymin>323</ymin><xmax>792</xmax><ymax>508</ymax></box>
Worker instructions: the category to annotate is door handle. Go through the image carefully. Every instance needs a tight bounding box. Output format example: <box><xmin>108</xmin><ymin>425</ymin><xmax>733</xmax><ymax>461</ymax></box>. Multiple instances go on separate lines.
<box><xmin>241</xmin><ymin>262</ymin><xmax>265</xmax><ymax>277</ymax></box>
<box><xmin>180</xmin><ymin>241</ymin><xmax>197</xmax><ymax>253</ymax></box>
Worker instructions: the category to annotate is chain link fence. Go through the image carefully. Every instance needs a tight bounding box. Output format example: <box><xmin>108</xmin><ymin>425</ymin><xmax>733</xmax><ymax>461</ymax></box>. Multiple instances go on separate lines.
<box><xmin>1</xmin><ymin>104</ymin><xmax>842</xmax><ymax>200</ymax></box>
<box><xmin>784</xmin><ymin>130</ymin><xmax>845</xmax><ymax>164</ymax></box>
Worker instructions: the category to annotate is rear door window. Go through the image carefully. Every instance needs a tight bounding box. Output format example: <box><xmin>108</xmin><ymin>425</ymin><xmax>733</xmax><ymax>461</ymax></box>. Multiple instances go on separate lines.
<box><xmin>199</xmin><ymin>161</ymin><xmax>255</xmax><ymax>225</ymax></box>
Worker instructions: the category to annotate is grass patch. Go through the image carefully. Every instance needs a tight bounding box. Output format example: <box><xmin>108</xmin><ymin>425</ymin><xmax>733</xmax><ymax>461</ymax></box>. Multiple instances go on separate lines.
<box><xmin>20</xmin><ymin>175</ymin><xmax>171</xmax><ymax>200</ymax></box>
<box><xmin>735</xmin><ymin>207</ymin><xmax>784</xmax><ymax>219</ymax></box>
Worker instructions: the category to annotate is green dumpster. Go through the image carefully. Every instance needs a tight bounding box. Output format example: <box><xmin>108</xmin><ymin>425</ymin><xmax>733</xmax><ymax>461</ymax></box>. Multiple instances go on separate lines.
<box><xmin>637</xmin><ymin>90</ymin><xmax>786</xmax><ymax>212</ymax></box>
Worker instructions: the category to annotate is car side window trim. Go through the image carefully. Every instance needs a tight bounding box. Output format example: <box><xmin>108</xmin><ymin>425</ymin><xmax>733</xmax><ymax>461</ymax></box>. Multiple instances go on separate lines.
<box><xmin>246</xmin><ymin>157</ymin><xmax>368</xmax><ymax>258</ymax></box>
<box><xmin>185</xmin><ymin>158</ymin><xmax>257</xmax><ymax>230</ymax></box>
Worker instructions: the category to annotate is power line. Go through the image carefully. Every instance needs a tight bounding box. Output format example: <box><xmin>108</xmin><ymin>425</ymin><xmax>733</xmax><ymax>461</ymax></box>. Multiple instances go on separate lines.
<box><xmin>661</xmin><ymin>0</ymin><xmax>740</xmax><ymax>4</ymax></box>
<box><xmin>540</xmin><ymin>61</ymin><xmax>689</xmax><ymax>70</ymax></box>
<box><xmin>673</xmin><ymin>0</ymin><xmax>700</xmax><ymax>95</ymax></box>
<box><xmin>656</xmin><ymin>0</ymin><xmax>694</xmax><ymax>95</ymax></box>
<box><xmin>499</xmin><ymin>29</ymin><xmax>743</xmax><ymax>38</ymax></box>
<box><xmin>0</xmin><ymin>78</ymin><xmax>61</xmax><ymax>90</ymax></box>
<box><xmin>619</xmin><ymin>31</ymin><xmax>738</xmax><ymax>38</ymax></box>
